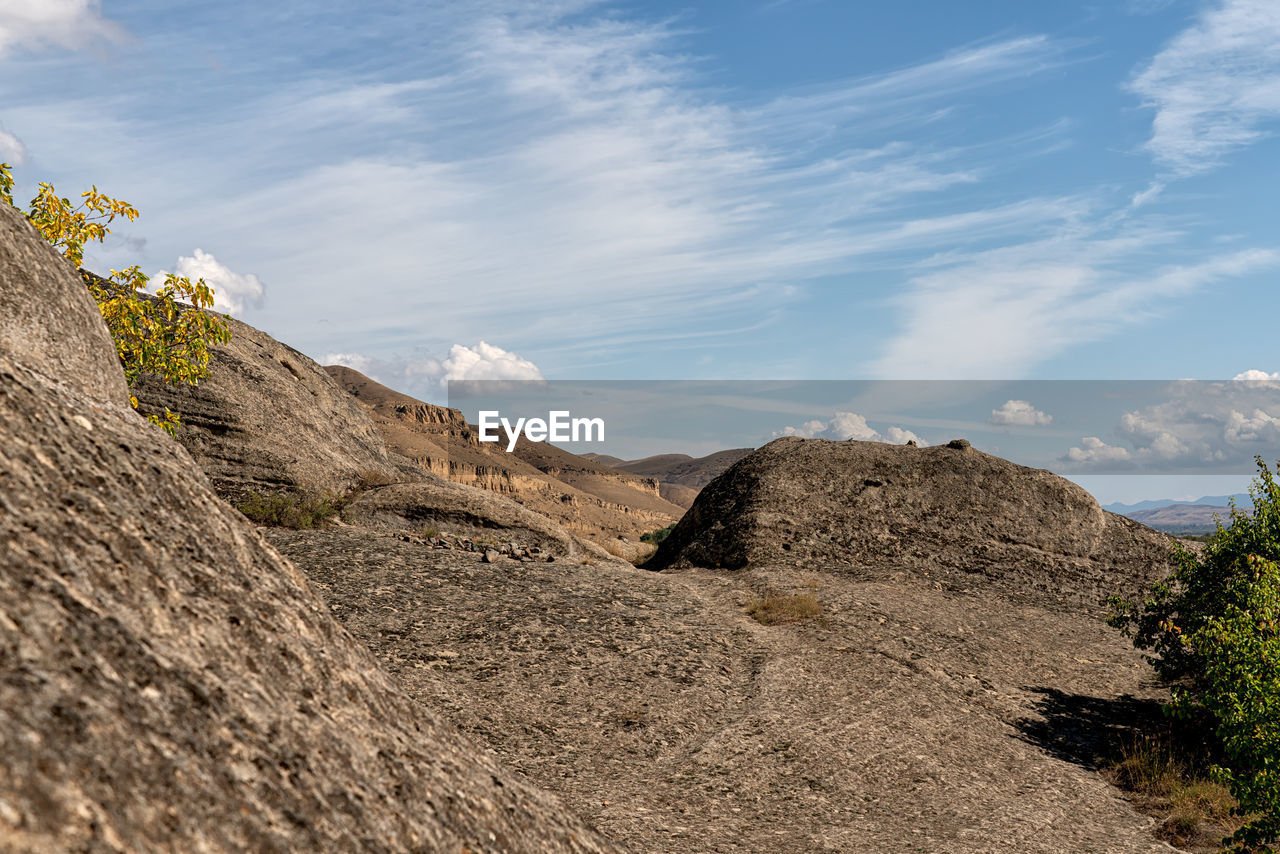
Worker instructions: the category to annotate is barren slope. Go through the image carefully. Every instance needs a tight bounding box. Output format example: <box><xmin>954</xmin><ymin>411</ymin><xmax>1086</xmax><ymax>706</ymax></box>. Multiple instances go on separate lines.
<box><xmin>267</xmin><ymin>436</ymin><xmax>1186</xmax><ymax>852</ymax></box>
<box><xmin>270</xmin><ymin>530</ymin><xmax>1180</xmax><ymax>854</ymax></box>
<box><xmin>0</xmin><ymin>203</ymin><xmax>620</xmax><ymax>854</ymax></box>
<box><xmin>324</xmin><ymin>366</ymin><xmax>682</xmax><ymax>548</ymax></box>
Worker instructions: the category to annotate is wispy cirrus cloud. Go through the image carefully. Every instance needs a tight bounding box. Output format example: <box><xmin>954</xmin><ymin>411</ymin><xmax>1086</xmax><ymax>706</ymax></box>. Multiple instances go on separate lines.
<box><xmin>1129</xmin><ymin>0</ymin><xmax>1280</xmax><ymax>175</ymax></box>
<box><xmin>0</xmin><ymin>7</ymin><xmax>1082</xmax><ymax>368</ymax></box>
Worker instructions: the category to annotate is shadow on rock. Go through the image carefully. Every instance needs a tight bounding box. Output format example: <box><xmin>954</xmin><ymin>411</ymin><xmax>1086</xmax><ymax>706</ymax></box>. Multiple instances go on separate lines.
<box><xmin>1014</xmin><ymin>687</ymin><xmax>1165</xmax><ymax>771</ymax></box>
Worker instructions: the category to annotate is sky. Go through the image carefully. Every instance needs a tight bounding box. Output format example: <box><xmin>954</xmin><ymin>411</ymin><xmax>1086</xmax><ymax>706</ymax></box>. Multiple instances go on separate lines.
<box><xmin>2</xmin><ymin>0</ymin><xmax>1279</xmax><ymax>502</ymax></box>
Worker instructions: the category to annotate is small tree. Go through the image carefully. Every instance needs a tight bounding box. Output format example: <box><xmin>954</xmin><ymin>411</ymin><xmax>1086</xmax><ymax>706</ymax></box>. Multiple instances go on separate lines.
<box><xmin>1</xmin><ymin>162</ymin><xmax>230</xmax><ymax>435</ymax></box>
<box><xmin>1111</xmin><ymin>457</ymin><xmax>1280</xmax><ymax>851</ymax></box>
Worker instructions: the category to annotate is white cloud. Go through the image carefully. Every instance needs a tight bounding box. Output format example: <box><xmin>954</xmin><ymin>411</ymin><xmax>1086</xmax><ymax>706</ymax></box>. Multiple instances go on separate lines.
<box><xmin>1065</xmin><ymin>436</ymin><xmax>1131</xmax><ymax>463</ymax></box>
<box><xmin>869</xmin><ymin>240</ymin><xmax>1278</xmax><ymax>378</ymax></box>
<box><xmin>0</xmin><ymin>12</ymin><xmax>1081</xmax><ymax>367</ymax></box>
<box><xmin>441</xmin><ymin>341</ymin><xmax>543</xmax><ymax>383</ymax></box>
<box><xmin>0</xmin><ymin>125</ymin><xmax>25</xmax><ymax>164</ymax></box>
<box><xmin>778</xmin><ymin>411</ymin><xmax>925</xmax><ymax>445</ymax></box>
<box><xmin>1060</xmin><ymin>379</ymin><xmax>1280</xmax><ymax>470</ymax></box>
<box><xmin>323</xmin><ymin>341</ymin><xmax>542</xmax><ymax>400</ymax></box>
<box><xmin>0</xmin><ymin>0</ymin><xmax>127</xmax><ymax>57</ymax></box>
<box><xmin>159</xmin><ymin>249</ymin><xmax>266</xmax><ymax>317</ymax></box>
<box><xmin>1129</xmin><ymin>0</ymin><xmax>1280</xmax><ymax>175</ymax></box>
<box><xmin>990</xmin><ymin>399</ymin><xmax>1053</xmax><ymax>426</ymax></box>
<box><xmin>1234</xmin><ymin>369</ymin><xmax>1280</xmax><ymax>381</ymax></box>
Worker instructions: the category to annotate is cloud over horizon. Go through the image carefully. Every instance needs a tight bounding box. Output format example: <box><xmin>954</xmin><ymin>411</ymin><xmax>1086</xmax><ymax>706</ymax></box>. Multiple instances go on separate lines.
<box><xmin>777</xmin><ymin>411</ymin><xmax>926</xmax><ymax>445</ymax></box>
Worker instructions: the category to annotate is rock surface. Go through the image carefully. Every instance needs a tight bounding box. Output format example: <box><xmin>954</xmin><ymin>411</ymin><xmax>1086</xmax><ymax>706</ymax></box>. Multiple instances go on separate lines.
<box><xmin>132</xmin><ymin>319</ymin><xmax>415</xmax><ymax>501</ymax></box>
<box><xmin>650</xmin><ymin>437</ymin><xmax>1177</xmax><ymax>609</ymax></box>
<box><xmin>0</xmin><ymin>210</ymin><xmax>620</xmax><ymax>853</ymax></box>
<box><xmin>271</xmin><ymin>528</ymin><xmax>1181</xmax><ymax>854</ymax></box>
<box><xmin>344</xmin><ymin>478</ymin><xmax>623</xmax><ymax>563</ymax></box>
<box><xmin>0</xmin><ymin>205</ymin><xmax>128</xmax><ymax>404</ymax></box>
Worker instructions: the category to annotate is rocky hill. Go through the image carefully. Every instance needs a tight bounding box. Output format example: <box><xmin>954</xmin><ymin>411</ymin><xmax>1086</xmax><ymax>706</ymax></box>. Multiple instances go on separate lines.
<box><xmin>324</xmin><ymin>365</ymin><xmax>683</xmax><ymax>552</ymax></box>
<box><xmin>583</xmin><ymin>449</ymin><xmax>754</xmax><ymax>508</ymax></box>
<box><xmin>130</xmin><ymin>313</ymin><xmax>416</xmax><ymax>501</ymax></box>
<box><xmin>0</xmin><ymin>202</ymin><xmax>620</xmax><ymax>853</ymax></box>
<box><xmin>650</xmin><ymin>437</ymin><xmax>1177</xmax><ymax>611</ymax></box>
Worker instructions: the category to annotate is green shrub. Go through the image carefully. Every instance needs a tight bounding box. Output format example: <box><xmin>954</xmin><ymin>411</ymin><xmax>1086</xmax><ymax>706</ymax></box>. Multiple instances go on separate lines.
<box><xmin>236</xmin><ymin>491</ymin><xmax>341</xmax><ymax>529</ymax></box>
<box><xmin>640</xmin><ymin>523</ymin><xmax>677</xmax><ymax>545</ymax></box>
<box><xmin>1111</xmin><ymin>457</ymin><xmax>1280</xmax><ymax>851</ymax></box>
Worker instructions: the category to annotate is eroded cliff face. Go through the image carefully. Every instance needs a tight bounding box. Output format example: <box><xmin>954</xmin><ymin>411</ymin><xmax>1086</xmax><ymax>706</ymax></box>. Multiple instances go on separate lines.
<box><xmin>0</xmin><ymin>202</ymin><xmax>621</xmax><ymax>854</ymax></box>
<box><xmin>130</xmin><ymin>314</ymin><xmax>416</xmax><ymax>501</ymax></box>
<box><xmin>324</xmin><ymin>366</ymin><xmax>683</xmax><ymax>545</ymax></box>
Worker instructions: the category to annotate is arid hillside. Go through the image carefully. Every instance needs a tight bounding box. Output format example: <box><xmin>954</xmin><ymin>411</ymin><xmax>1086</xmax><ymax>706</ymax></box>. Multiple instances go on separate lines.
<box><xmin>324</xmin><ymin>365</ymin><xmax>683</xmax><ymax>553</ymax></box>
<box><xmin>583</xmin><ymin>449</ymin><xmax>754</xmax><ymax>508</ymax></box>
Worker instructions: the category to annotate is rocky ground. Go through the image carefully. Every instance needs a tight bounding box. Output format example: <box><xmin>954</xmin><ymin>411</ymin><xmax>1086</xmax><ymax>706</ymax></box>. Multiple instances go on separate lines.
<box><xmin>270</xmin><ymin>523</ymin><xmax>1182</xmax><ymax>854</ymax></box>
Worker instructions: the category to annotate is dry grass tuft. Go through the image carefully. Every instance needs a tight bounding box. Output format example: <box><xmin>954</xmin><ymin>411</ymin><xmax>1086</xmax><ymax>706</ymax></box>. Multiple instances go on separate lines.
<box><xmin>237</xmin><ymin>491</ymin><xmax>342</xmax><ymax>529</ymax></box>
<box><xmin>746</xmin><ymin>588</ymin><xmax>823</xmax><ymax>626</ymax></box>
<box><xmin>1106</xmin><ymin>732</ymin><xmax>1242</xmax><ymax>848</ymax></box>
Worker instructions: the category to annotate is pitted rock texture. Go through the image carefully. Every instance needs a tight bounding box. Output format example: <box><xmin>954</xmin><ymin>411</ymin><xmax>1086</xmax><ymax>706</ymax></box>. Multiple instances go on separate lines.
<box><xmin>650</xmin><ymin>437</ymin><xmax>1178</xmax><ymax>609</ymax></box>
<box><xmin>0</xmin><ymin>204</ymin><xmax>128</xmax><ymax>404</ymax></box>
<box><xmin>344</xmin><ymin>479</ymin><xmax>627</xmax><ymax>564</ymax></box>
<box><xmin>131</xmin><ymin>316</ymin><xmax>416</xmax><ymax>501</ymax></box>
<box><xmin>270</xmin><ymin>528</ymin><xmax>1181</xmax><ymax>854</ymax></box>
<box><xmin>0</xmin><ymin>214</ymin><xmax>620</xmax><ymax>853</ymax></box>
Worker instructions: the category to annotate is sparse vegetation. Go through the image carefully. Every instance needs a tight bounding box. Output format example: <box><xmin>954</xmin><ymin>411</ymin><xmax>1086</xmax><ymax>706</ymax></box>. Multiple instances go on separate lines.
<box><xmin>746</xmin><ymin>588</ymin><xmax>823</xmax><ymax>626</ymax></box>
<box><xmin>237</xmin><ymin>491</ymin><xmax>343</xmax><ymax>529</ymax></box>
<box><xmin>355</xmin><ymin>468</ymin><xmax>395</xmax><ymax>489</ymax></box>
<box><xmin>1110</xmin><ymin>457</ymin><xmax>1280</xmax><ymax>852</ymax></box>
<box><xmin>1</xmin><ymin>162</ymin><xmax>230</xmax><ymax>436</ymax></box>
<box><xmin>640</xmin><ymin>523</ymin><xmax>676</xmax><ymax>545</ymax></box>
<box><xmin>1106</xmin><ymin>729</ymin><xmax>1242</xmax><ymax>847</ymax></box>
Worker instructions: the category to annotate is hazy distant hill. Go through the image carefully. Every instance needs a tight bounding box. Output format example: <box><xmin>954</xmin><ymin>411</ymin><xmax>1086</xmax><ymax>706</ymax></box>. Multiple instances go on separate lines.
<box><xmin>1123</xmin><ymin>503</ymin><xmax>1247</xmax><ymax>534</ymax></box>
<box><xmin>582</xmin><ymin>449</ymin><xmax>755</xmax><ymax>508</ymax></box>
<box><xmin>1104</xmin><ymin>493</ymin><xmax>1252</xmax><ymax>514</ymax></box>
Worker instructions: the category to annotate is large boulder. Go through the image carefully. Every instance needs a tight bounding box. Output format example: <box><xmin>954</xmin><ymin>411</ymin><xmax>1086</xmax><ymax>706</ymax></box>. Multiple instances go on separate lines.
<box><xmin>0</xmin><ymin>204</ymin><xmax>619</xmax><ymax>852</ymax></box>
<box><xmin>132</xmin><ymin>315</ymin><xmax>414</xmax><ymax>501</ymax></box>
<box><xmin>0</xmin><ymin>206</ymin><xmax>127</xmax><ymax>404</ymax></box>
<box><xmin>650</xmin><ymin>436</ymin><xmax>1176</xmax><ymax>607</ymax></box>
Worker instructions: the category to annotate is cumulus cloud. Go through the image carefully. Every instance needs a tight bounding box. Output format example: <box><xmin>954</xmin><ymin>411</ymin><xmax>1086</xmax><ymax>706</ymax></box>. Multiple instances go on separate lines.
<box><xmin>324</xmin><ymin>342</ymin><xmax>543</xmax><ymax>400</ymax></box>
<box><xmin>990</xmin><ymin>399</ymin><xmax>1053</xmax><ymax>426</ymax></box>
<box><xmin>441</xmin><ymin>341</ymin><xmax>543</xmax><ymax>383</ymax></box>
<box><xmin>777</xmin><ymin>411</ymin><xmax>925</xmax><ymax>445</ymax></box>
<box><xmin>158</xmin><ymin>249</ymin><xmax>265</xmax><ymax>317</ymax></box>
<box><xmin>1129</xmin><ymin>0</ymin><xmax>1280</xmax><ymax>175</ymax></box>
<box><xmin>1062</xmin><ymin>378</ymin><xmax>1280</xmax><ymax>471</ymax></box>
<box><xmin>1065</xmin><ymin>436</ymin><xmax>1131</xmax><ymax>464</ymax></box>
<box><xmin>0</xmin><ymin>0</ymin><xmax>127</xmax><ymax>57</ymax></box>
<box><xmin>1234</xmin><ymin>369</ymin><xmax>1280</xmax><ymax>381</ymax></box>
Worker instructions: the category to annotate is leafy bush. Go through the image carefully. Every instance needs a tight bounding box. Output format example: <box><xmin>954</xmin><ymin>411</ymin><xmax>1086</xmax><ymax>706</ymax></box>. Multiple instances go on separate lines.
<box><xmin>236</xmin><ymin>491</ymin><xmax>342</xmax><ymax>529</ymax></box>
<box><xmin>640</xmin><ymin>523</ymin><xmax>677</xmax><ymax>545</ymax></box>
<box><xmin>1</xmin><ymin>162</ymin><xmax>230</xmax><ymax>435</ymax></box>
<box><xmin>1111</xmin><ymin>457</ymin><xmax>1280</xmax><ymax>851</ymax></box>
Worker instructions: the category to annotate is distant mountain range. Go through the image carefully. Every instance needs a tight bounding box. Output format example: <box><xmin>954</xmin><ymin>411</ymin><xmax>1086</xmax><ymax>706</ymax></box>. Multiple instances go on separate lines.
<box><xmin>1104</xmin><ymin>494</ymin><xmax>1254</xmax><ymax>535</ymax></box>
<box><xmin>1103</xmin><ymin>494</ymin><xmax>1253</xmax><ymax>514</ymax></box>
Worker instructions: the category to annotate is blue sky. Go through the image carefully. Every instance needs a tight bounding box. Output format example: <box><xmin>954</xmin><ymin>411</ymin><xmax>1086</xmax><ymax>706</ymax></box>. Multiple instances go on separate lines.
<box><xmin>3</xmin><ymin>0</ymin><xmax>1279</xmax><ymax>501</ymax></box>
